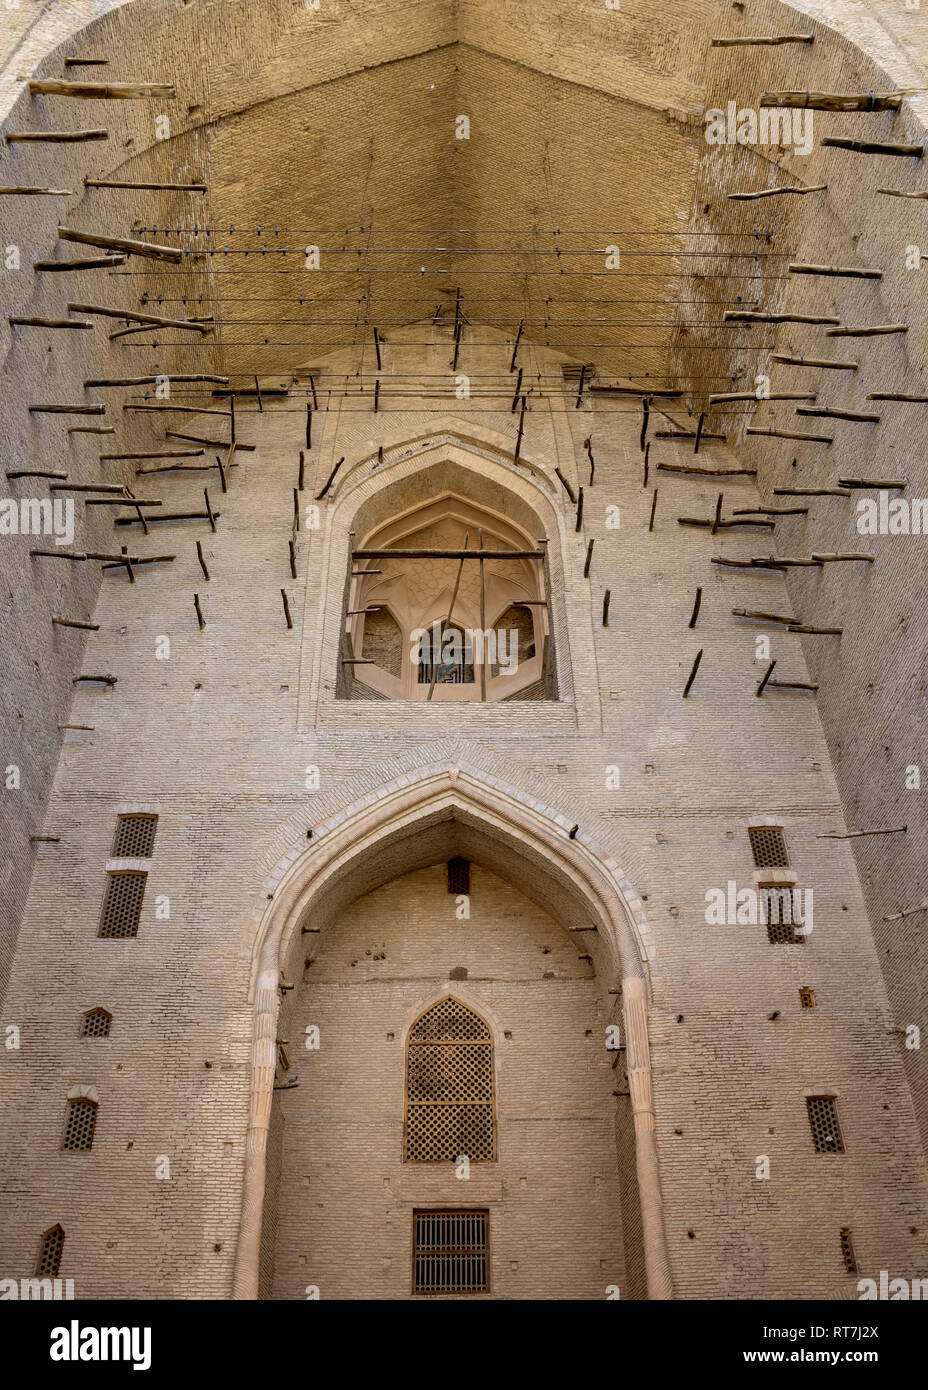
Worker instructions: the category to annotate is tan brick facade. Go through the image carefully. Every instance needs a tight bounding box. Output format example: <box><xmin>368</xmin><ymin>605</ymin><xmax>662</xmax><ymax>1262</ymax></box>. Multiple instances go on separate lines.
<box><xmin>1</xmin><ymin>0</ymin><xmax>928</xmax><ymax>1300</ymax></box>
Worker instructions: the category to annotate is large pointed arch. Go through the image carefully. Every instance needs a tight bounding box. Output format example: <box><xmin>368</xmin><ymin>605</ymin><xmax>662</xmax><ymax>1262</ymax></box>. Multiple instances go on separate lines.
<box><xmin>233</xmin><ymin>763</ymin><xmax>672</xmax><ymax>1299</ymax></box>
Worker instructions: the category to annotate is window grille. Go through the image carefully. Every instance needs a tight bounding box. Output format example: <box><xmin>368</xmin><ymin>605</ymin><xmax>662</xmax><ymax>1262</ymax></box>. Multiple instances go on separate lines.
<box><xmin>799</xmin><ymin>987</ymin><xmax>816</xmax><ymax>1009</ymax></box>
<box><xmin>807</xmin><ymin>1096</ymin><xmax>845</xmax><ymax>1154</ymax></box>
<box><xmin>80</xmin><ymin>1008</ymin><xmax>112</xmax><ymax>1038</ymax></box>
<box><xmin>99</xmin><ymin>871</ymin><xmax>146</xmax><ymax>938</ymax></box>
<box><xmin>748</xmin><ymin>826</ymin><xmax>789</xmax><ymax>868</ymax></box>
<box><xmin>762</xmin><ymin>885</ymin><xmax>804</xmax><ymax>944</ymax></box>
<box><xmin>840</xmin><ymin>1229</ymin><xmax>858</xmax><ymax>1274</ymax></box>
<box><xmin>112</xmin><ymin>814</ymin><xmax>157</xmax><ymax>859</ymax></box>
<box><xmin>413</xmin><ymin>1210</ymin><xmax>488</xmax><ymax>1294</ymax></box>
<box><xmin>405</xmin><ymin>998</ymin><xmax>495</xmax><ymax>1162</ymax></box>
<box><xmin>447</xmin><ymin>858</ymin><xmax>470</xmax><ymax>895</ymax></box>
<box><xmin>37</xmin><ymin>1226</ymin><xmax>65</xmax><ymax>1277</ymax></box>
<box><xmin>63</xmin><ymin>1098</ymin><xmax>97</xmax><ymax>1152</ymax></box>
<box><xmin>417</xmin><ymin>623</ymin><xmax>475</xmax><ymax>685</ymax></box>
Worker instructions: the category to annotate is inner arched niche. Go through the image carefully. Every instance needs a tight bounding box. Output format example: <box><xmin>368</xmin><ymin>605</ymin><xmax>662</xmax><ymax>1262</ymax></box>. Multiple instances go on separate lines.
<box><xmin>258</xmin><ymin>806</ymin><xmax>645</xmax><ymax>1300</ymax></box>
<box><xmin>336</xmin><ymin>453</ymin><xmax>562</xmax><ymax>703</ymax></box>
<box><xmin>349</xmin><ymin>492</ymin><xmax>548</xmax><ymax>701</ymax></box>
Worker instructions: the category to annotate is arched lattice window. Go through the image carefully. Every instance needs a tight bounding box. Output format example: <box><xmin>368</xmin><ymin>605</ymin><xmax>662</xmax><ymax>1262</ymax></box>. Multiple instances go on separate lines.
<box><xmin>404</xmin><ymin>997</ymin><xmax>496</xmax><ymax>1162</ymax></box>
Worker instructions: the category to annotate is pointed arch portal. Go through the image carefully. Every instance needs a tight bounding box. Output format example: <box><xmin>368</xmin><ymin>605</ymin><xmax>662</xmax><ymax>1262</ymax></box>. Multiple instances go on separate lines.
<box><xmin>234</xmin><ymin>765</ymin><xmax>673</xmax><ymax>1299</ymax></box>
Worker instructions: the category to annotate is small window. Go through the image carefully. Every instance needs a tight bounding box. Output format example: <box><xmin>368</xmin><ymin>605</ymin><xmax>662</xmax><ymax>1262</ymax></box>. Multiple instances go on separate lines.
<box><xmin>762</xmin><ymin>885</ymin><xmax>804</xmax><ymax>944</ymax></box>
<box><xmin>807</xmin><ymin>1096</ymin><xmax>844</xmax><ymax>1154</ymax></box>
<box><xmin>748</xmin><ymin>826</ymin><xmax>789</xmax><ymax>868</ymax></box>
<box><xmin>99</xmin><ymin>871</ymin><xmax>146</xmax><ymax>938</ymax></box>
<box><xmin>417</xmin><ymin>623</ymin><xmax>474</xmax><ymax>685</ymax></box>
<box><xmin>112</xmin><ymin>814</ymin><xmax>157</xmax><ymax>860</ymax></box>
<box><xmin>447</xmin><ymin>858</ymin><xmax>470</xmax><ymax>895</ymax></box>
<box><xmin>80</xmin><ymin>1008</ymin><xmax>112</xmax><ymax>1039</ymax></box>
<box><xmin>799</xmin><ymin>987</ymin><xmax>816</xmax><ymax>1009</ymax></box>
<box><xmin>36</xmin><ymin>1225</ymin><xmax>65</xmax><ymax>1277</ymax></box>
<box><xmin>840</xmin><ymin>1228</ymin><xmax>858</xmax><ymax>1274</ymax></box>
<box><xmin>63</xmin><ymin>1098</ymin><xmax>98</xmax><ymax>1152</ymax></box>
<box><xmin>413</xmin><ymin>1210</ymin><xmax>488</xmax><ymax>1294</ymax></box>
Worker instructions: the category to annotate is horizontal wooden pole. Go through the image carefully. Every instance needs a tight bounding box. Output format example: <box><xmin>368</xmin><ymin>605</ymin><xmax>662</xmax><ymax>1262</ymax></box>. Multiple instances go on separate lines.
<box><xmin>70</xmin><ymin>302</ymin><xmax>209</xmax><ymax>331</ymax></box>
<box><xmin>732</xmin><ymin>608</ymin><xmax>799</xmax><ymax>626</ymax></box>
<box><xmin>6</xmin><ymin>469</ymin><xmax>69</xmax><ymax>480</ymax></box>
<box><xmin>774</xmin><ymin>487</ymin><xmax>850</xmax><ymax>497</ymax></box>
<box><xmin>838</xmin><ymin>477</ymin><xmax>906</xmax><ymax>488</ymax></box>
<box><xmin>34</xmin><ymin>255</ymin><xmax>127</xmax><ymax>271</ymax></box>
<box><xmin>866</xmin><ymin>392</ymin><xmax>928</xmax><ymax>402</ymax></box>
<box><xmin>657</xmin><ymin>463</ymin><xmax>756</xmax><ymax>477</ymax></box>
<box><xmin>771</xmin><ymin>353</ymin><xmax>857</xmax><ymax>370</ymax></box>
<box><xmin>789</xmin><ymin>262</ymin><xmax>882</xmax><ymax>279</ymax></box>
<box><xmin>708</xmin><ymin>391</ymin><xmax>814</xmax><ymax>404</ymax></box>
<box><xmin>826</xmin><ymin>324</ymin><xmax>907</xmax><ymax>337</ymax></box>
<box><xmin>60</xmin><ymin>227</ymin><xmax>182</xmax><ymax>264</ymax></box>
<box><xmin>795</xmin><ymin>406</ymin><xmax>880</xmax><ymax>423</ymax></box>
<box><xmin>85</xmin><ymin>178</ymin><xmax>206</xmax><ymax>192</ymax></box>
<box><xmin>29</xmin><ymin>79</ymin><xmax>175</xmax><ymax>99</ymax></box>
<box><xmin>52</xmin><ymin>617</ymin><xmax>99</xmax><ymax>630</ymax></box>
<box><xmin>84</xmin><ymin>375</ymin><xmax>228</xmax><ymax>387</ymax></box>
<box><xmin>0</xmin><ymin>186</ymin><xmax>72</xmax><ymax>196</ymax></box>
<box><xmin>746</xmin><ymin>427</ymin><xmax>833</xmax><ymax>443</ymax></box>
<box><xmin>67</xmin><ymin>426</ymin><xmax>115</xmax><ymax>434</ymax></box>
<box><xmin>711</xmin><ymin>34</ymin><xmax>813</xmax><ymax>46</ymax></box>
<box><xmin>30</xmin><ymin>403</ymin><xmax>105</xmax><ymax>414</ymax></box>
<box><xmin>725</xmin><ymin>311</ymin><xmax>840</xmax><ymax>325</ymax></box>
<box><xmin>9</xmin><ymin>317</ymin><xmax>91</xmax><ymax>329</ymax></box>
<box><xmin>99</xmin><ymin>450</ymin><xmax>205</xmax><ymax>460</ymax></box>
<box><xmin>124</xmin><ymin>404</ymin><xmax>232</xmax><ymax>416</ymax></box>
<box><xmin>822</xmin><ymin>137</ymin><xmax>922</xmax><ymax>156</ymax></box>
<box><xmin>877</xmin><ymin>187</ymin><xmax>928</xmax><ymax>199</ymax></box>
<box><xmin>6</xmin><ymin>129</ymin><xmax>107</xmax><ymax>142</ymax></box>
<box><xmin>727</xmin><ymin>184</ymin><xmax>826</xmax><ymax>201</ymax></box>
<box><xmin>761</xmin><ymin>91</ymin><xmax>901</xmax><ymax>111</ymax></box>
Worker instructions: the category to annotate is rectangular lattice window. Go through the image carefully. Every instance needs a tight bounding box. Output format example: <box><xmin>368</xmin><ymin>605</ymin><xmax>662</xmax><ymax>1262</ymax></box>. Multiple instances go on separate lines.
<box><xmin>748</xmin><ymin>826</ymin><xmax>789</xmax><ymax>868</ymax></box>
<box><xmin>37</xmin><ymin>1226</ymin><xmax>65</xmax><ymax>1277</ymax></box>
<box><xmin>98</xmin><ymin>872</ymin><xmax>146</xmax><ymax>938</ymax></box>
<box><xmin>413</xmin><ymin>1210</ymin><xmax>488</xmax><ymax>1294</ymax></box>
<box><xmin>762</xmin><ymin>885</ymin><xmax>804</xmax><ymax>944</ymax></box>
<box><xmin>112</xmin><ymin>814</ymin><xmax>157</xmax><ymax>859</ymax></box>
<box><xmin>447</xmin><ymin>858</ymin><xmax>470</xmax><ymax>895</ymax></box>
<box><xmin>807</xmin><ymin>1096</ymin><xmax>845</xmax><ymax>1154</ymax></box>
<box><xmin>62</xmin><ymin>1098</ymin><xmax>97</xmax><ymax>1152</ymax></box>
<box><xmin>840</xmin><ymin>1229</ymin><xmax>858</xmax><ymax>1274</ymax></box>
<box><xmin>799</xmin><ymin>987</ymin><xmax>816</xmax><ymax>1009</ymax></box>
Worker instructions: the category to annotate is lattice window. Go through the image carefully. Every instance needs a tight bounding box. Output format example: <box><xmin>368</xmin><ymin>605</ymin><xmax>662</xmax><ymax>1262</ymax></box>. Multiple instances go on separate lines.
<box><xmin>405</xmin><ymin>998</ymin><xmax>495</xmax><ymax>1162</ymax></box>
<box><xmin>417</xmin><ymin>623</ymin><xmax>475</xmax><ymax>685</ymax></box>
<box><xmin>36</xmin><ymin>1225</ymin><xmax>65</xmax><ymax>1278</ymax></box>
<box><xmin>807</xmin><ymin>1096</ymin><xmax>844</xmax><ymax>1154</ymax></box>
<box><xmin>840</xmin><ymin>1229</ymin><xmax>858</xmax><ymax>1274</ymax></box>
<box><xmin>799</xmin><ymin>987</ymin><xmax>816</xmax><ymax>1009</ymax></box>
<box><xmin>80</xmin><ymin>1008</ymin><xmax>112</xmax><ymax>1039</ymax></box>
<box><xmin>447</xmin><ymin>858</ymin><xmax>470</xmax><ymax>895</ymax></box>
<box><xmin>112</xmin><ymin>814</ymin><xmax>157</xmax><ymax>859</ymax></box>
<box><xmin>413</xmin><ymin>1210</ymin><xmax>488</xmax><ymax>1294</ymax></box>
<box><xmin>62</xmin><ymin>1098</ymin><xmax>97</xmax><ymax>1152</ymax></box>
<box><xmin>763</xmin><ymin>886</ymin><xmax>805</xmax><ymax>945</ymax></box>
<box><xmin>98</xmin><ymin>871</ymin><xmax>146</xmax><ymax>938</ymax></box>
<box><xmin>748</xmin><ymin>826</ymin><xmax>789</xmax><ymax>868</ymax></box>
